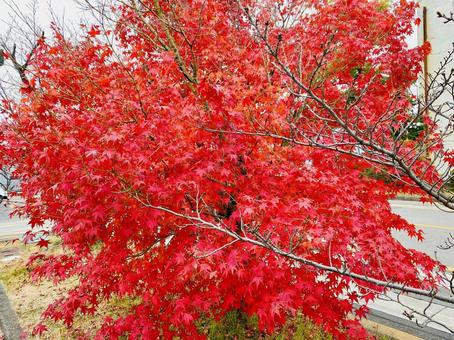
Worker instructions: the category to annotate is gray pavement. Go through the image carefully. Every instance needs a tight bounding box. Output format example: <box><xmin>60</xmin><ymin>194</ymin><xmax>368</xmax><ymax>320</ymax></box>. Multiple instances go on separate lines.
<box><xmin>0</xmin><ymin>283</ymin><xmax>22</xmax><ymax>340</ymax></box>
<box><xmin>366</xmin><ymin>200</ymin><xmax>454</xmax><ymax>337</ymax></box>
<box><xmin>390</xmin><ymin>200</ymin><xmax>454</xmax><ymax>269</ymax></box>
<box><xmin>1</xmin><ymin>198</ymin><xmax>453</xmax><ymax>253</ymax></box>
<box><xmin>368</xmin><ymin>291</ymin><xmax>454</xmax><ymax>336</ymax></box>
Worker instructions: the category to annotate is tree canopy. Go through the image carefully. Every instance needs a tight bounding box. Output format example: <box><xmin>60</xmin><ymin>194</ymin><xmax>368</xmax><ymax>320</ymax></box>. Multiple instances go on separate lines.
<box><xmin>1</xmin><ymin>0</ymin><xmax>453</xmax><ymax>338</ymax></box>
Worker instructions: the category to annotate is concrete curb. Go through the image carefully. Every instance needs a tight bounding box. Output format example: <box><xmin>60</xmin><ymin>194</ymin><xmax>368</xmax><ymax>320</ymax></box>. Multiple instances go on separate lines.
<box><xmin>361</xmin><ymin>318</ymin><xmax>423</xmax><ymax>340</ymax></box>
<box><xmin>0</xmin><ymin>235</ymin><xmax>21</xmax><ymax>243</ymax></box>
<box><xmin>394</xmin><ymin>194</ymin><xmax>421</xmax><ymax>202</ymax></box>
<box><xmin>394</xmin><ymin>192</ymin><xmax>454</xmax><ymax>203</ymax></box>
<box><xmin>0</xmin><ymin>283</ymin><xmax>22</xmax><ymax>340</ymax></box>
<box><xmin>366</xmin><ymin>308</ymin><xmax>454</xmax><ymax>340</ymax></box>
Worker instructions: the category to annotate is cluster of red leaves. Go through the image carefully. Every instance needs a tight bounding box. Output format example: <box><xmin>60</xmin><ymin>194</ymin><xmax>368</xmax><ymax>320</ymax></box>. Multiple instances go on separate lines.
<box><xmin>0</xmin><ymin>0</ymin><xmax>444</xmax><ymax>339</ymax></box>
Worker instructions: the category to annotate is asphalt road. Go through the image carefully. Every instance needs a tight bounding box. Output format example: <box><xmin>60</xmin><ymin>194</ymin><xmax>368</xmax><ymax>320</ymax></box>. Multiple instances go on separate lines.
<box><xmin>0</xmin><ymin>199</ymin><xmax>453</xmax><ymax>259</ymax></box>
<box><xmin>0</xmin><ymin>204</ymin><xmax>30</xmax><ymax>241</ymax></box>
<box><xmin>390</xmin><ymin>200</ymin><xmax>454</xmax><ymax>270</ymax></box>
<box><xmin>370</xmin><ymin>199</ymin><xmax>454</xmax><ymax>337</ymax></box>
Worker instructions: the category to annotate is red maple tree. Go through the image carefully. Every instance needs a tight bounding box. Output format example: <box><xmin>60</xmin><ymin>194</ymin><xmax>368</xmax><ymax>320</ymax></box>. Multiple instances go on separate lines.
<box><xmin>1</xmin><ymin>0</ymin><xmax>452</xmax><ymax>338</ymax></box>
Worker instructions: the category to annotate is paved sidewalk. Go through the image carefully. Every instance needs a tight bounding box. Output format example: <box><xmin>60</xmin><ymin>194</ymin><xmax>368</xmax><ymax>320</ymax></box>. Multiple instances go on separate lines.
<box><xmin>0</xmin><ymin>283</ymin><xmax>21</xmax><ymax>340</ymax></box>
<box><xmin>369</xmin><ymin>291</ymin><xmax>454</xmax><ymax>338</ymax></box>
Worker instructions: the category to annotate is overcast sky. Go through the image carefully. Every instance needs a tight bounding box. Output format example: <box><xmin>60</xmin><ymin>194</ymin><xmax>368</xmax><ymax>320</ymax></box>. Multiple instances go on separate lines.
<box><xmin>0</xmin><ymin>0</ymin><xmax>83</xmax><ymax>34</ymax></box>
<box><xmin>0</xmin><ymin>0</ymin><xmax>418</xmax><ymax>47</ymax></box>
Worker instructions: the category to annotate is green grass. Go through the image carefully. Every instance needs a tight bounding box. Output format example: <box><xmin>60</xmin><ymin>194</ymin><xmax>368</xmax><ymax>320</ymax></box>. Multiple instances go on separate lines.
<box><xmin>0</xmin><ymin>263</ymin><xmax>29</xmax><ymax>291</ymax></box>
<box><xmin>198</xmin><ymin>310</ymin><xmax>333</xmax><ymax>340</ymax></box>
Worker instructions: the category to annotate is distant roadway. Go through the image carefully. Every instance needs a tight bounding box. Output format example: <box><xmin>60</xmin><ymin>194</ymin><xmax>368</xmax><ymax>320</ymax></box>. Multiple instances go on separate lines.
<box><xmin>1</xmin><ymin>199</ymin><xmax>454</xmax><ymax>268</ymax></box>
<box><xmin>0</xmin><ymin>203</ymin><xmax>30</xmax><ymax>241</ymax></box>
<box><xmin>390</xmin><ymin>200</ymin><xmax>454</xmax><ymax>270</ymax></box>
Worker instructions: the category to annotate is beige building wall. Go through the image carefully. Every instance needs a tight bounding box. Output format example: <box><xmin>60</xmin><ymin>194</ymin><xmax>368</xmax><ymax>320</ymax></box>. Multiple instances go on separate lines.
<box><xmin>417</xmin><ymin>0</ymin><xmax>454</xmax><ymax>152</ymax></box>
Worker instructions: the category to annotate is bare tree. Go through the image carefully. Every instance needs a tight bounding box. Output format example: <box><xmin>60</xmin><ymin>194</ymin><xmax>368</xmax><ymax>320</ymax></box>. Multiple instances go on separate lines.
<box><xmin>0</xmin><ymin>1</ymin><xmax>45</xmax><ymax>204</ymax></box>
<box><xmin>0</xmin><ymin>0</ymin><xmax>43</xmax><ymax>87</ymax></box>
<box><xmin>437</xmin><ymin>11</ymin><xmax>454</xmax><ymax>24</ymax></box>
<box><xmin>438</xmin><ymin>233</ymin><xmax>454</xmax><ymax>250</ymax></box>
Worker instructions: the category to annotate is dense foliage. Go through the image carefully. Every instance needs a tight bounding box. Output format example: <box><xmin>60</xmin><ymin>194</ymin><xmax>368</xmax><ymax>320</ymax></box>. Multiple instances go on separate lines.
<box><xmin>0</xmin><ymin>0</ymin><xmax>445</xmax><ymax>338</ymax></box>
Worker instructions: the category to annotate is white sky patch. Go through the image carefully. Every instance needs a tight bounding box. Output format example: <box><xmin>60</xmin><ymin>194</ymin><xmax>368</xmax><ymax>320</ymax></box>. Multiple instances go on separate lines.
<box><xmin>0</xmin><ymin>0</ymin><xmax>84</xmax><ymax>34</ymax></box>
